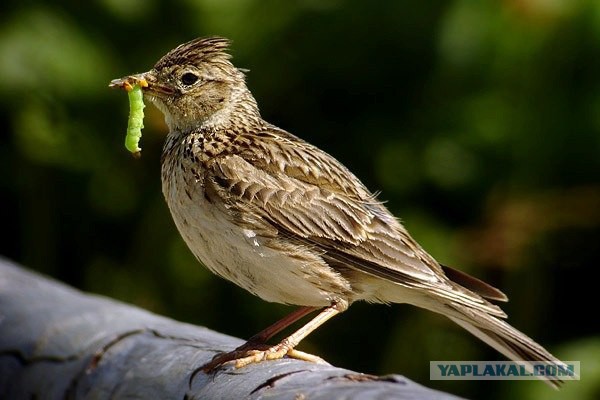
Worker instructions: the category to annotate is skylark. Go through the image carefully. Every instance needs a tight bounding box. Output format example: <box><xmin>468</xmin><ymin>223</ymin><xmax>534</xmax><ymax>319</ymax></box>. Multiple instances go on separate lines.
<box><xmin>111</xmin><ymin>37</ymin><xmax>565</xmax><ymax>387</ymax></box>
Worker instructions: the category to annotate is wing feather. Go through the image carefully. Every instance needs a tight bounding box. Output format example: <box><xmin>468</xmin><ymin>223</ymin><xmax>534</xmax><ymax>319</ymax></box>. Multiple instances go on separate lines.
<box><xmin>206</xmin><ymin>128</ymin><xmax>440</xmax><ymax>284</ymax></box>
<box><xmin>201</xmin><ymin>127</ymin><xmax>506</xmax><ymax>316</ymax></box>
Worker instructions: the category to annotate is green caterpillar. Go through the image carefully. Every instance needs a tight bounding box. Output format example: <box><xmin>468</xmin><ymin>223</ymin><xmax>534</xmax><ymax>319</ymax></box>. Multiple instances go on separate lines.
<box><xmin>125</xmin><ymin>83</ymin><xmax>145</xmax><ymax>156</ymax></box>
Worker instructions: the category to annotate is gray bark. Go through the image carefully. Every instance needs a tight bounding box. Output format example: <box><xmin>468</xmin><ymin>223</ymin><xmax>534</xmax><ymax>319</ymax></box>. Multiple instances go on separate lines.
<box><xmin>0</xmin><ymin>257</ymin><xmax>462</xmax><ymax>399</ymax></box>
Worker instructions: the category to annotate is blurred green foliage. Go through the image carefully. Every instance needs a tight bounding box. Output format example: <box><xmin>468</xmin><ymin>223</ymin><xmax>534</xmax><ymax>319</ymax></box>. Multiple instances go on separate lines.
<box><xmin>1</xmin><ymin>0</ymin><xmax>598</xmax><ymax>398</ymax></box>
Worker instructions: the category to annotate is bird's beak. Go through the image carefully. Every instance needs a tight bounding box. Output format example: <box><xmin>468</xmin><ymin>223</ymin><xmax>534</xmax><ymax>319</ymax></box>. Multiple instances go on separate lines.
<box><xmin>109</xmin><ymin>72</ymin><xmax>149</xmax><ymax>92</ymax></box>
<box><xmin>109</xmin><ymin>71</ymin><xmax>174</xmax><ymax>95</ymax></box>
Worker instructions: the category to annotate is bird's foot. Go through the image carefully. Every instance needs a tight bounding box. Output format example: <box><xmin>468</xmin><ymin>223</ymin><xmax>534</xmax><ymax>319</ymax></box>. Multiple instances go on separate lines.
<box><xmin>232</xmin><ymin>346</ymin><xmax>327</xmax><ymax>368</ymax></box>
<box><xmin>200</xmin><ymin>341</ymin><xmax>327</xmax><ymax>373</ymax></box>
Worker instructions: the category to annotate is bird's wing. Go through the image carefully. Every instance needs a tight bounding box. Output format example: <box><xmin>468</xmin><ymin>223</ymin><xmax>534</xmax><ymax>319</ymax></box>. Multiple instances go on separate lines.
<box><xmin>205</xmin><ymin>128</ymin><xmax>443</xmax><ymax>285</ymax></box>
<box><xmin>204</xmin><ymin>128</ymin><xmax>505</xmax><ymax>314</ymax></box>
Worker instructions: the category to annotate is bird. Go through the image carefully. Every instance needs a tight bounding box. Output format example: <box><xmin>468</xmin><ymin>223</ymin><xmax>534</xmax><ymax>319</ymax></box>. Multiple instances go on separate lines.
<box><xmin>110</xmin><ymin>36</ymin><xmax>565</xmax><ymax>387</ymax></box>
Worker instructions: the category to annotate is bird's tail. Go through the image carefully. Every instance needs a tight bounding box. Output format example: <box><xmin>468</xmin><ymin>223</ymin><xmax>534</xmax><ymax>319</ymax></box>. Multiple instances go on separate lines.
<box><xmin>439</xmin><ymin>302</ymin><xmax>568</xmax><ymax>389</ymax></box>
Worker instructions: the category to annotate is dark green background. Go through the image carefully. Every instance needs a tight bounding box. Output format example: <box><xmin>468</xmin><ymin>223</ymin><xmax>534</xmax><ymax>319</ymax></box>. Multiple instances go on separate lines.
<box><xmin>1</xmin><ymin>1</ymin><xmax>598</xmax><ymax>398</ymax></box>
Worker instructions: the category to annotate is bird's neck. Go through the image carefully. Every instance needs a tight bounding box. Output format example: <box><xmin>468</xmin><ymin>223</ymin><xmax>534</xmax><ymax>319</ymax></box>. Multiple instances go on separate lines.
<box><xmin>203</xmin><ymin>86</ymin><xmax>262</xmax><ymax>132</ymax></box>
<box><xmin>162</xmin><ymin>88</ymin><xmax>265</xmax><ymax>162</ymax></box>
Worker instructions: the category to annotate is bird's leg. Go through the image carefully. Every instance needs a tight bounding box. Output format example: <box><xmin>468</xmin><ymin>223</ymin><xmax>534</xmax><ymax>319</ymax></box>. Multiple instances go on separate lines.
<box><xmin>234</xmin><ymin>304</ymin><xmax>343</xmax><ymax>368</ymax></box>
<box><xmin>247</xmin><ymin>305</ymin><xmax>319</xmax><ymax>344</ymax></box>
<box><xmin>220</xmin><ymin>306</ymin><xmax>318</xmax><ymax>356</ymax></box>
<box><xmin>201</xmin><ymin>301</ymin><xmax>346</xmax><ymax>372</ymax></box>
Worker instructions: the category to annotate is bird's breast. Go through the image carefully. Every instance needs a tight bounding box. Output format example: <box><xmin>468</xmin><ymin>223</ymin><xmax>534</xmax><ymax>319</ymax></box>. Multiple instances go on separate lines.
<box><xmin>160</xmin><ymin>146</ymin><xmax>353</xmax><ymax>307</ymax></box>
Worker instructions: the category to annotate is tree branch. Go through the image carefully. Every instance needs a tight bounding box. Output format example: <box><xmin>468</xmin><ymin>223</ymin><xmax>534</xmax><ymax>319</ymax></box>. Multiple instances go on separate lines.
<box><xmin>0</xmin><ymin>257</ymin><xmax>462</xmax><ymax>399</ymax></box>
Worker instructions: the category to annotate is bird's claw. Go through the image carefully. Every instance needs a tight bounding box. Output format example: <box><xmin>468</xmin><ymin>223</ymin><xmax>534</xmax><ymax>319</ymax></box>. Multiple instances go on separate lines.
<box><xmin>200</xmin><ymin>342</ymin><xmax>327</xmax><ymax>373</ymax></box>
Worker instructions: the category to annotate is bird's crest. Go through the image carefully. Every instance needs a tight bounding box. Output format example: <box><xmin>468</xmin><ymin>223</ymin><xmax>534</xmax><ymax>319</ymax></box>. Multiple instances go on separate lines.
<box><xmin>154</xmin><ymin>36</ymin><xmax>232</xmax><ymax>70</ymax></box>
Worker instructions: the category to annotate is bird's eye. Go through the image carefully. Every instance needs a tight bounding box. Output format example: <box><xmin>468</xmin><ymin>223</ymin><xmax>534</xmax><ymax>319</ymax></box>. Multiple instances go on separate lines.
<box><xmin>181</xmin><ymin>72</ymin><xmax>199</xmax><ymax>86</ymax></box>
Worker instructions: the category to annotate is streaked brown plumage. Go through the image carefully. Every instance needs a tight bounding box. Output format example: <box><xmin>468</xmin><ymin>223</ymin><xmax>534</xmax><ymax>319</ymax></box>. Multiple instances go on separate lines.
<box><xmin>110</xmin><ymin>37</ymin><xmax>566</xmax><ymax>387</ymax></box>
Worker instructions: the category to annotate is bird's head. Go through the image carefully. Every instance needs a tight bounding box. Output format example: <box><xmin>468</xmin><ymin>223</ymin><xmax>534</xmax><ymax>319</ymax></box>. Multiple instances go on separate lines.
<box><xmin>111</xmin><ymin>37</ymin><xmax>260</xmax><ymax>132</ymax></box>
